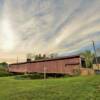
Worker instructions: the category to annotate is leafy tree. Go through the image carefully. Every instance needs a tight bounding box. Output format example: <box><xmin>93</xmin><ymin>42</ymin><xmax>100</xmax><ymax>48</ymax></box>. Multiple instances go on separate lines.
<box><xmin>81</xmin><ymin>50</ymin><xmax>94</xmax><ymax>68</ymax></box>
<box><xmin>27</xmin><ymin>53</ymin><xmax>58</xmax><ymax>61</ymax></box>
<box><xmin>34</xmin><ymin>54</ymin><xmax>47</xmax><ymax>60</ymax></box>
<box><xmin>26</xmin><ymin>53</ymin><xmax>34</xmax><ymax>59</ymax></box>
<box><xmin>38</xmin><ymin>54</ymin><xmax>42</xmax><ymax>59</ymax></box>
<box><xmin>0</xmin><ymin>62</ymin><xmax>8</xmax><ymax>68</ymax></box>
<box><xmin>49</xmin><ymin>53</ymin><xmax>58</xmax><ymax>58</ymax></box>
<box><xmin>43</xmin><ymin>54</ymin><xmax>46</xmax><ymax>59</ymax></box>
<box><xmin>26</xmin><ymin>53</ymin><xmax>36</xmax><ymax>62</ymax></box>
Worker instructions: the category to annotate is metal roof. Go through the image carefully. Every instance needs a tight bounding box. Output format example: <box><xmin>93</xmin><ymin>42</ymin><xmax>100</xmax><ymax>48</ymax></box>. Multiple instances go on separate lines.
<box><xmin>10</xmin><ymin>55</ymin><xmax>80</xmax><ymax>65</ymax></box>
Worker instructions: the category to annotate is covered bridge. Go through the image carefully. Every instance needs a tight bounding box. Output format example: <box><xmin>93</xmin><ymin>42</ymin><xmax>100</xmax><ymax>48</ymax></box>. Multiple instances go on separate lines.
<box><xmin>9</xmin><ymin>55</ymin><xmax>85</xmax><ymax>75</ymax></box>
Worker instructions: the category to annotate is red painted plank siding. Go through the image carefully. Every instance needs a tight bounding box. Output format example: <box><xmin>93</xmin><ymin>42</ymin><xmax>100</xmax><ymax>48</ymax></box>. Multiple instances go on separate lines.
<box><xmin>9</xmin><ymin>55</ymin><xmax>81</xmax><ymax>75</ymax></box>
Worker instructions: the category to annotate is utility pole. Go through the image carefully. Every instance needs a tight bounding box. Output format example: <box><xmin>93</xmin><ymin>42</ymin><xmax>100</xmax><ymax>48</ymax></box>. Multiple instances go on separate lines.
<box><xmin>92</xmin><ymin>40</ymin><xmax>99</xmax><ymax>70</ymax></box>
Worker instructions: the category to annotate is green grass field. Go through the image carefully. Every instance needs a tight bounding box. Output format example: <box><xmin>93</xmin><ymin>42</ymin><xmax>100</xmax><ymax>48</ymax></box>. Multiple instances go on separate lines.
<box><xmin>0</xmin><ymin>75</ymin><xmax>100</xmax><ymax>100</ymax></box>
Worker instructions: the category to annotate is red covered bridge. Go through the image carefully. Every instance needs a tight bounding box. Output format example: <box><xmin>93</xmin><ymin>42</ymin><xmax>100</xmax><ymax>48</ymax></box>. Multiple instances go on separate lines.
<box><xmin>8</xmin><ymin>55</ymin><xmax>85</xmax><ymax>75</ymax></box>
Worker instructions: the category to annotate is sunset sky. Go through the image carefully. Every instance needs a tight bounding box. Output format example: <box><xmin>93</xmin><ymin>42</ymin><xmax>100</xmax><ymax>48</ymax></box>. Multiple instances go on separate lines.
<box><xmin>0</xmin><ymin>0</ymin><xmax>100</xmax><ymax>63</ymax></box>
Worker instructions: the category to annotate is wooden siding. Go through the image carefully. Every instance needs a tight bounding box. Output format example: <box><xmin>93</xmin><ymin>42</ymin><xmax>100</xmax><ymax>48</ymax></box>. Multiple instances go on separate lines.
<box><xmin>9</xmin><ymin>55</ymin><xmax>81</xmax><ymax>75</ymax></box>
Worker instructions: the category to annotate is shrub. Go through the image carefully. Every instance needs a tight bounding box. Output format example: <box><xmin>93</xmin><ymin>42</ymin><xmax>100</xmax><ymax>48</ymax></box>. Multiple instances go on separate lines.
<box><xmin>0</xmin><ymin>67</ymin><xmax>13</xmax><ymax>77</ymax></box>
<box><xmin>15</xmin><ymin>73</ymin><xmax>44</xmax><ymax>80</ymax></box>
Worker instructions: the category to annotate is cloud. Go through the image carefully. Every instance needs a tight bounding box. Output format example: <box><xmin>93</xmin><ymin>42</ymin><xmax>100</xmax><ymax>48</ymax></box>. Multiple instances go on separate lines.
<box><xmin>0</xmin><ymin>0</ymin><xmax>100</xmax><ymax>63</ymax></box>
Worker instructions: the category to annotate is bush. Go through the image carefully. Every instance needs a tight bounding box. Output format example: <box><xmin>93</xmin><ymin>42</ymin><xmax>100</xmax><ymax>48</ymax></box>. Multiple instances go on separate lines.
<box><xmin>0</xmin><ymin>67</ymin><xmax>13</xmax><ymax>77</ymax></box>
<box><xmin>15</xmin><ymin>73</ymin><xmax>44</xmax><ymax>80</ymax></box>
<box><xmin>0</xmin><ymin>71</ymin><xmax>13</xmax><ymax>77</ymax></box>
<box><xmin>16</xmin><ymin>73</ymin><xmax>71</xmax><ymax>80</ymax></box>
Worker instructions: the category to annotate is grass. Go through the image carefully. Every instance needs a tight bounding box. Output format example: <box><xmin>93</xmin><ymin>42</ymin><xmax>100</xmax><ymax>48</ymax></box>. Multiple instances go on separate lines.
<box><xmin>0</xmin><ymin>75</ymin><xmax>100</xmax><ymax>100</ymax></box>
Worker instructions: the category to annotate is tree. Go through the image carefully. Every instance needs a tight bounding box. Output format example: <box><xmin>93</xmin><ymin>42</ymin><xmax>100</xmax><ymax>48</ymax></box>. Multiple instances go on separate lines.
<box><xmin>43</xmin><ymin>54</ymin><xmax>46</xmax><ymax>59</ymax></box>
<box><xmin>34</xmin><ymin>54</ymin><xmax>48</xmax><ymax>60</ymax></box>
<box><xmin>81</xmin><ymin>50</ymin><xmax>94</xmax><ymax>68</ymax></box>
<box><xmin>26</xmin><ymin>53</ymin><xmax>35</xmax><ymax>62</ymax></box>
<box><xmin>49</xmin><ymin>53</ymin><xmax>58</xmax><ymax>59</ymax></box>
<box><xmin>0</xmin><ymin>62</ymin><xmax>8</xmax><ymax>68</ymax></box>
<box><xmin>34</xmin><ymin>54</ymin><xmax>42</xmax><ymax>60</ymax></box>
<box><xmin>38</xmin><ymin>54</ymin><xmax>42</xmax><ymax>59</ymax></box>
<box><xmin>27</xmin><ymin>53</ymin><xmax>57</xmax><ymax>61</ymax></box>
<box><xmin>26</xmin><ymin>53</ymin><xmax>34</xmax><ymax>59</ymax></box>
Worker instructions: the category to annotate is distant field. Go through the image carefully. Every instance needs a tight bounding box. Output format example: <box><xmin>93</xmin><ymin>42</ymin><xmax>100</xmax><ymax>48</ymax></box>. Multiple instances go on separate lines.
<box><xmin>0</xmin><ymin>75</ymin><xmax>100</xmax><ymax>100</ymax></box>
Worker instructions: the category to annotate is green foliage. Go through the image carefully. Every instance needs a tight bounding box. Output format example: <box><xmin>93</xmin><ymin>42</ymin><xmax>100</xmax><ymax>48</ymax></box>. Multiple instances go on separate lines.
<box><xmin>26</xmin><ymin>53</ymin><xmax>58</xmax><ymax>61</ymax></box>
<box><xmin>0</xmin><ymin>62</ymin><xmax>8</xmax><ymax>68</ymax></box>
<box><xmin>26</xmin><ymin>53</ymin><xmax>35</xmax><ymax>61</ymax></box>
<box><xmin>81</xmin><ymin>50</ymin><xmax>94</xmax><ymax>68</ymax></box>
<box><xmin>0</xmin><ymin>62</ymin><xmax>13</xmax><ymax>77</ymax></box>
<box><xmin>34</xmin><ymin>54</ymin><xmax>48</xmax><ymax>60</ymax></box>
<box><xmin>0</xmin><ymin>75</ymin><xmax>100</xmax><ymax>100</ymax></box>
<box><xmin>0</xmin><ymin>67</ymin><xmax>13</xmax><ymax>77</ymax></box>
<box><xmin>0</xmin><ymin>71</ymin><xmax>13</xmax><ymax>77</ymax></box>
<box><xmin>49</xmin><ymin>53</ymin><xmax>58</xmax><ymax>58</ymax></box>
<box><xmin>15</xmin><ymin>73</ymin><xmax>44</xmax><ymax>80</ymax></box>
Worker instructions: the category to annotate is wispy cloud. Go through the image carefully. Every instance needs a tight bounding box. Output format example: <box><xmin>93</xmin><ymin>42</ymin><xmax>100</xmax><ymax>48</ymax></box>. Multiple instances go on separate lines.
<box><xmin>0</xmin><ymin>0</ymin><xmax>100</xmax><ymax>63</ymax></box>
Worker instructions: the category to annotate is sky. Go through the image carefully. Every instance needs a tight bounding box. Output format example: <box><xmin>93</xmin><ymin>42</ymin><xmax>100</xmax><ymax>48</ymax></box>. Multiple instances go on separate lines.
<box><xmin>0</xmin><ymin>0</ymin><xmax>100</xmax><ymax>63</ymax></box>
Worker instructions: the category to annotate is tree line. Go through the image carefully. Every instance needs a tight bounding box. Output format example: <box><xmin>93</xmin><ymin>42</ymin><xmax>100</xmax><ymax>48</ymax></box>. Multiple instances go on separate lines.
<box><xmin>26</xmin><ymin>53</ymin><xmax>58</xmax><ymax>62</ymax></box>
